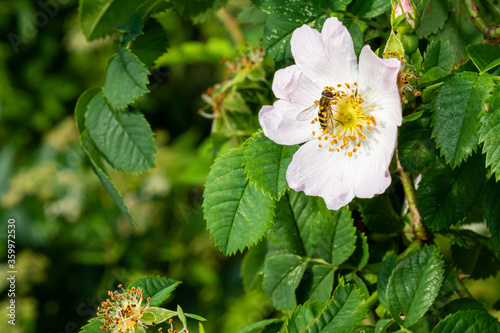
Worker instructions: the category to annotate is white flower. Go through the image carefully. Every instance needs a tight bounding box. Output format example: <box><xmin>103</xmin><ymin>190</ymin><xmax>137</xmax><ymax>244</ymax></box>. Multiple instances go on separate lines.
<box><xmin>259</xmin><ymin>17</ymin><xmax>402</xmax><ymax>210</ymax></box>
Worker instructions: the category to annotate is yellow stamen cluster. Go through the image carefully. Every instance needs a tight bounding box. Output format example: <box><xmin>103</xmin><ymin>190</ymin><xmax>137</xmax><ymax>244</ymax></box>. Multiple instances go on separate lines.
<box><xmin>310</xmin><ymin>83</ymin><xmax>376</xmax><ymax>157</ymax></box>
<box><xmin>94</xmin><ymin>285</ymin><xmax>151</xmax><ymax>333</ymax></box>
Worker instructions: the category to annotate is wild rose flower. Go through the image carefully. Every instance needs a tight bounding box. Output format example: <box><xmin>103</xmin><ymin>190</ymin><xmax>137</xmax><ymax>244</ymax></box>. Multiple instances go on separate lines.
<box><xmin>259</xmin><ymin>17</ymin><xmax>402</xmax><ymax>210</ymax></box>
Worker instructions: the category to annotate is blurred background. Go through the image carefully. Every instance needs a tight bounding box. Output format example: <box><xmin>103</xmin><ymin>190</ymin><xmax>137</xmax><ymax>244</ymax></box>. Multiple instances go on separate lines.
<box><xmin>0</xmin><ymin>0</ymin><xmax>274</xmax><ymax>332</ymax></box>
<box><xmin>2</xmin><ymin>1</ymin><xmax>500</xmax><ymax>332</ymax></box>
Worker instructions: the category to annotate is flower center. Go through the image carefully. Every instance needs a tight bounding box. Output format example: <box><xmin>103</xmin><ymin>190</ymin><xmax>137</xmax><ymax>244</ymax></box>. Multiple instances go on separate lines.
<box><xmin>311</xmin><ymin>83</ymin><xmax>376</xmax><ymax>157</ymax></box>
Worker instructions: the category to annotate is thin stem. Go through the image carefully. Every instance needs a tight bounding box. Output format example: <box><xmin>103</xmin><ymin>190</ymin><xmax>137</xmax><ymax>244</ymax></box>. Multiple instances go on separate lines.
<box><xmin>396</xmin><ymin>148</ymin><xmax>426</xmax><ymax>244</ymax></box>
<box><xmin>365</xmin><ymin>290</ymin><xmax>379</xmax><ymax>310</ymax></box>
<box><xmin>462</xmin><ymin>0</ymin><xmax>500</xmax><ymax>43</ymax></box>
<box><xmin>217</xmin><ymin>8</ymin><xmax>245</xmax><ymax>45</ymax></box>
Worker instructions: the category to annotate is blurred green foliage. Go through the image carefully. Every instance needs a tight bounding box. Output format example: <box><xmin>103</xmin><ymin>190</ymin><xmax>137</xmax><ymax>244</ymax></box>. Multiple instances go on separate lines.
<box><xmin>0</xmin><ymin>0</ymin><xmax>275</xmax><ymax>332</ymax></box>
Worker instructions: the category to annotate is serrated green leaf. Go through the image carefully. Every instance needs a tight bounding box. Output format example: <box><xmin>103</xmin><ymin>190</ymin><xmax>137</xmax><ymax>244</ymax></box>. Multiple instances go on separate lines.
<box><xmin>118</xmin><ymin>14</ymin><xmax>143</xmax><ymax>45</ymax></box>
<box><xmin>416</xmin><ymin>0</ymin><xmax>449</xmax><ymax>39</ymax></box>
<box><xmin>79</xmin><ymin>318</ymin><xmax>103</xmax><ymax>333</ymax></box>
<box><xmin>128</xmin><ymin>276</ymin><xmax>180</xmax><ymax>306</ymax></box>
<box><xmin>241</xmin><ymin>241</ymin><xmax>267</xmax><ymax>292</ymax></box>
<box><xmin>80</xmin><ymin>131</ymin><xmax>138</xmax><ymax>228</ymax></box>
<box><xmin>203</xmin><ymin>147</ymin><xmax>276</xmax><ymax>255</ymax></box>
<box><xmin>418</xmin><ymin>67</ymin><xmax>450</xmax><ymax>86</ymax></box>
<box><xmin>311</xmin><ymin>206</ymin><xmax>356</xmax><ymax>266</ymax></box>
<box><xmin>103</xmin><ymin>47</ymin><xmax>150</xmax><ymax>109</ymax></box>
<box><xmin>398</xmin><ymin>109</ymin><xmax>437</xmax><ymax>172</ymax></box>
<box><xmin>244</xmin><ymin>131</ymin><xmax>298</xmax><ymax>200</ymax></box>
<box><xmin>236</xmin><ymin>319</ymin><xmax>282</xmax><ymax>333</ymax></box>
<box><xmin>135</xmin><ymin>0</ymin><xmax>172</xmax><ymax>19</ymax></box>
<box><xmin>374</xmin><ymin>319</ymin><xmax>393</xmax><ymax>333</ymax></box>
<box><xmin>348</xmin><ymin>0</ymin><xmax>391</xmax><ymax>18</ymax></box>
<box><xmin>284</xmin><ymin>300</ymin><xmax>329</xmax><ymax>333</ymax></box>
<box><xmin>442</xmin><ymin>298</ymin><xmax>487</xmax><ymax>318</ymax></box>
<box><xmin>262</xmin><ymin>2</ymin><xmax>326</xmax><ymax>61</ymax></box>
<box><xmin>377</xmin><ymin>253</ymin><xmax>397</xmax><ymax>309</ymax></box>
<box><xmin>75</xmin><ymin>87</ymin><xmax>101</xmax><ymax>134</ymax></box>
<box><xmin>130</xmin><ymin>19</ymin><xmax>168</xmax><ymax>68</ymax></box>
<box><xmin>85</xmin><ymin>92</ymin><xmax>156</xmax><ymax>174</ymax></box>
<box><xmin>79</xmin><ymin>0</ymin><xmax>144</xmax><ymax>41</ymax></box>
<box><xmin>347</xmin><ymin>231</ymin><xmax>369</xmax><ymax>270</ymax></box>
<box><xmin>480</xmin><ymin>89</ymin><xmax>500</xmax><ymax>181</ymax></box>
<box><xmin>428</xmin><ymin>0</ymin><xmax>483</xmax><ymax>62</ymax></box>
<box><xmin>170</xmin><ymin>0</ymin><xmax>218</xmax><ymax>20</ymax></box>
<box><xmin>466</xmin><ymin>44</ymin><xmax>500</xmax><ymax>74</ymax></box>
<box><xmin>357</xmin><ymin>194</ymin><xmax>403</xmax><ymax>234</ymax></box>
<box><xmin>141</xmin><ymin>307</ymin><xmax>176</xmax><ymax>325</ymax></box>
<box><xmin>423</xmin><ymin>40</ymin><xmax>454</xmax><ymax>72</ymax></box>
<box><xmin>263</xmin><ymin>254</ymin><xmax>307</xmax><ymax>310</ymax></box>
<box><xmin>432</xmin><ymin>310</ymin><xmax>500</xmax><ymax>333</ymax></box>
<box><xmin>270</xmin><ymin>190</ymin><xmax>328</xmax><ymax>256</ymax></box>
<box><xmin>431</xmin><ymin>72</ymin><xmax>494</xmax><ymax>168</ymax></box>
<box><xmin>305</xmin><ymin>264</ymin><xmax>334</xmax><ymax>302</ymax></box>
<box><xmin>416</xmin><ymin>155</ymin><xmax>485</xmax><ymax>231</ymax></box>
<box><xmin>484</xmin><ymin>178</ymin><xmax>500</xmax><ymax>246</ymax></box>
<box><xmin>386</xmin><ymin>245</ymin><xmax>445</xmax><ymax>328</ymax></box>
<box><xmin>299</xmin><ymin>284</ymin><xmax>368</xmax><ymax>333</ymax></box>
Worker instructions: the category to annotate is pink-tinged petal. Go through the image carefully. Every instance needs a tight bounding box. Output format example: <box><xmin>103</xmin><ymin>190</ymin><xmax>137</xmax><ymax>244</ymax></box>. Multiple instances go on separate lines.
<box><xmin>290</xmin><ymin>18</ymin><xmax>358</xmax><ymax>88</ymax></box>
<box><xmin>259</xmin><ymin>100</ymin><xmax>316</xmax><ymax>145</ymax></box>
<box><xmin>320</xmin><ymin>17</ymin><xmax>359</xmax><ymax>84</ymax></box>
<box><xmin>358</xmin><ymin>45</ymin><xmax>402</xmax><ymax>126</ymax></box>
<box><xmin>272</xmin><ymin>65</ymin><xmax>321</xmax><ymax>105</ymax></box>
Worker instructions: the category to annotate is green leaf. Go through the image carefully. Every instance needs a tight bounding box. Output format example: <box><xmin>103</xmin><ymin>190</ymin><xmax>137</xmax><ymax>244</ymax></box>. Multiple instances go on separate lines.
<box><xmin>431</xmin><ymin>72</ymin><xmax>494</xmax><ymax>168</ymax></box>
<box><xmin>330</xmin><ymin>0</ymin><xmax>354</xmax><ymax>11</ymax></box>
<box><xmin>429</xmin><ymin>0</ymin><xmax>484</xmax><ymax>62</ymax></box>
<box><xmin>344</xmin><ymin>327</ymin><xmax>374</xmax><ymax>333</ymax></box>
<box><xmin>479</xmin><ymin>89</ymin><xmax>500</xmax><ymax>181</ymax></box>
<box><xmin>79</xmin><ymin>0</ymin><xmax>144</xmax><ymax>41</ymax></box>
<box><xmin>130</xmin><ymin>19</ymin><xmax>168</xmax><ymax>68</ymax></box>
<box><xmin>284</xmin><ymin>300</ymin><xmax>329</xmax><ymax>333</ymax></box>
<box><xmin>416</xmin><ymin>155</ymin><xmax>486</xmax><ymax>231</ymax></box>
<box><xmin>263</xmin><ymin>254</ymin><xmax>307</xmax><ymax>310</ymax></box>
<box><xmin>141</xmin><ymin>307</ymin><xmax>176</xmax><ymax>325</ymax></box>
<box><xmin>374</xmin><ymin>319</ymin><xmax>394</xmax><ymax>333</ymax></box>
<box><xmin>416</xmin><ymin>0</ymin><xmax>450</xmax><ymax>39</ymax></box>
<box><xmin>241</xmin><ymin>241</ymin><xmax>267</xmax><ymax>292</ymax></box>
<box><xmin>343</xmin><ymin>19</ymin><xmax>363</xmax><ymax>56</ymax></box>
<box><xmin>135</xmin><ymin>0</ymin><xmax>172</xmax><ymax>19</ymax></box>
<box><xmin>103</xmin><ymin>47</ymin><xmax>150</xmax><ymax>109</ymax></box>
<box><xmin>184</xmin><ymin>313</ymin><xmax>207</xmax><ymax>321</ymax></box>
<box><xmin>484</xmin><ymin>178</ymin><xmax>500</xmax><ymax>246</ymax></box>
<box><xmin>85</xmin><ymin>92</ymin><xmax>156</xmax><ymax>174</ymax></box>
<box><xmin>442</xmin><ymin>298</ymin><xmax>487</xmax><ymax>317</ymax></box>
<box><xmin>79</xmin><ymin>318</ymin><xmax>103</xmax><ymax>333</ymax></box>
<box><xmin>128</xmin><ymin>276</ymin><xmax>180</xmax><ymax>306</ymax></box>
<box><xmin>244</xmin><ymin>131</ymin><xmax>298</xmax><ymax>200</ymax></box>
<box><xmin>262</xmin><ymin>1</ymin><xmax>326</xmax><ymax>61</ymax></box>
<box><xmin>386</xmin><ymin>245</ymin><xmax>445</xmax><ymax>328</ymax></box>
<box><xmin>348</xmin><ymin>0</ymin><xmax>391</xmax><ymax>18</ymax></box>
<box><xmin>117</xmin><ymin>14</ymin><xmax>143</xmax><ymax>45</ymax></box>
<box><xmin>75</xmin><ymin>87</ymin><xmax>101</xmax><ymax>134</ymax></box>
<box><xmin>311</xmin><ymin>206</ymin><xmax>356</xmax><ymax>266</ymax></box>
<box><xmin>357</xmin><ymin>194</ymin><xmax>403</xmax><ymax>234</ymax></box>
<box><xmin>203</xmin><ymin>147</ymin><xmax>276</xmax><ymax>255</ymax></box>
<box><xmin>347</xmin><ymin>231</ymin><xmax>369</xmax><ymax>270</ymax></box>
<box><xmin>398</xmin><ymin>109</ymin><xmax>437</xmax><ymax>172</ymax></box>
<box><xmin>236</xmin><ymin>319</ymin><xmax>282</xmax><ymax>333</ymax></box>
<box><xmin>80</xmin><ymin>131</ymin><xmax>138</xmax><ymax>228</ymax></box>
<box><xmin>270</xmin><ymin>190</ymin><xmax>328</xmax><ymax>256</ymax></box>
<box><xmin>377</xmin><ymin>253</ymin><xmax>397</xmax><ymax>309</ymax></box>
<box><xmin>170</xmin><ymin>0</ymin><xmax>218</xmax><ymax>20</ymax></box>
<box><xmin>177</xmin><ymin>305</ymin><xmax>187</xmax><ymax>329</ymax></box>
<box><xmin>289</xmin><ymin>283</ymin><xmax>368</xmax><ymax>333</ymax></box>
<box><xmin>423</xmin><ymin>40</ymin><xmax>454</xmax><ymax>73</ymax></box>
<box><xmin>432</xmin><ymin>310</ymin><xmax>500</xmax><ymax>333</ymax></box>
<box><xmin>466</xmin><ymin>44</ymin><xmax>500</xmax><ymax>74</ymax></box>
<box><xmin>304</xmin><ymin>264</ymin><xmax>335</xmax><ymax>302</ymax></box>
<box><xmin>418</xmin><ymin>67</ymin><xmax>451</xmax><ymax>86</ymax></box>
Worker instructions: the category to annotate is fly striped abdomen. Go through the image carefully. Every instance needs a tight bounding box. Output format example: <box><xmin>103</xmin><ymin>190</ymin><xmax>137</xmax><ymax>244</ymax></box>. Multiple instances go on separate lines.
<box><xmin>318</xmin><ymin>90</ymin><xmax>334</xmax><ymax>130</ymax></box>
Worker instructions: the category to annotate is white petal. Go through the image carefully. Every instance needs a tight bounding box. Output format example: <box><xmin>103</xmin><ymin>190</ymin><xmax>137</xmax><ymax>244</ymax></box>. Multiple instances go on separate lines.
<box><xmin>259</xmin><ymin>100</ymin><xmax>316</xmax><ymax>145</ymax></box>
<box><xmin>358</xmin><ymin>45</ymin><xmax>402</xmax><ymax>126</ymax></box>
<box><xmin>286</xmin><ymin>141</ymin><xmax>357</xmax><ymax>210</ymax></box>
<box><xmin>290</xmin><ymin>17</ymin><xmax>358</xmax><ymax>88</ymax></box>
<box><xmin>272</xmin><ymin>65</ymin><xmax>321</xmax><ymax>106</ymax></box>
<box><xmin>286</xmin><ymin>121</ymin><xmax>397</xmax><ymax>210</ymax></box>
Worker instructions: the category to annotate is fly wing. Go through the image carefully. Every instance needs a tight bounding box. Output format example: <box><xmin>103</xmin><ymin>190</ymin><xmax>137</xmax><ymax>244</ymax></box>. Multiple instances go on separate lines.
<box><xmin>296</xmin><ymin>104</ymin><xmax>318</xmax><ymax>121</ymax></box>
<box><xmin>327</xmin><ymin>107</ymin><xmax>340</xmax><ymax>130</ymax></box>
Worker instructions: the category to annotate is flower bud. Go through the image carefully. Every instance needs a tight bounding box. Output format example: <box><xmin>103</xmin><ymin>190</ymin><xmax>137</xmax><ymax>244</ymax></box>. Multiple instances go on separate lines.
<box><xmin>391</xmin><ymin>0</ymin><xmax>419</xmax><ymax>33</ymax></box>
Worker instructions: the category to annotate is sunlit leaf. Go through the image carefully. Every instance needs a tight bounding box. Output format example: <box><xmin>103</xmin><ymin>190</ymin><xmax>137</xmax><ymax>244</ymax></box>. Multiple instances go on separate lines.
<box><xmin>129</xmin><ymin>276</ymin><xmax>180</xmax><ymax>306</ymax></box>
<box><xmin>479</xmin><ymin>89</ymin><xmax>500</xmax><ymax>181</ymax></box>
